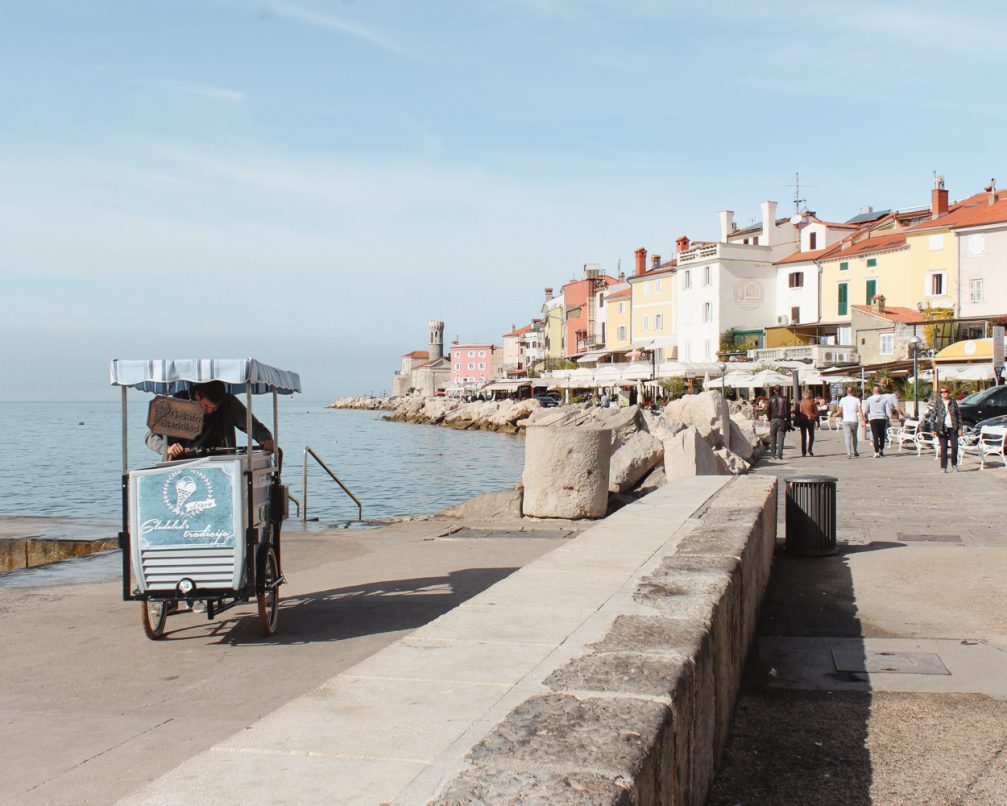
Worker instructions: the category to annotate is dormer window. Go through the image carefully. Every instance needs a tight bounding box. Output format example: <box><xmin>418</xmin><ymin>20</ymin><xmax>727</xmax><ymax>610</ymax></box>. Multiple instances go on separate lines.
<box><xmin>809</xmin><ymin>232</ymin><xmax>818</xmax><ymax>250</ymax></box>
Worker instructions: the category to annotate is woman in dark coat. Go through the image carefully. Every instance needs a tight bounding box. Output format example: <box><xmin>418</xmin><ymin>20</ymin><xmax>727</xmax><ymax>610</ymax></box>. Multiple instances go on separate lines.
<box><xmin>930</xmin><ymin>386</ymin><xmax>962</xmax><ymax>472</ymax></box>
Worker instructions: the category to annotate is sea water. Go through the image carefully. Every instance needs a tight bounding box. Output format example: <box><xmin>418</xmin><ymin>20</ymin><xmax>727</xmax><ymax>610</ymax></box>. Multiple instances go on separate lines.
<box><xmin>0</xmin><ymin>401</ymin><xmax>525</xmax><ymax>524</ymax></box>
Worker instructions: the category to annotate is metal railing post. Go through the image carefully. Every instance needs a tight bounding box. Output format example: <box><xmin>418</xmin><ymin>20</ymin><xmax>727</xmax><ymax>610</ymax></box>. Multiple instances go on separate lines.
<box><xmin>301</xmin><ymin>448</ymin><xmax>308</xmax><ymax>522</ymax></box>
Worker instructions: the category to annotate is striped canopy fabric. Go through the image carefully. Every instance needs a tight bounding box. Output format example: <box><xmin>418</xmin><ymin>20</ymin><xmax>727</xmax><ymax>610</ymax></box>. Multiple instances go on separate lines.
<box><xmin>109</xmin><ymin>358</ymin><xmax>302</xmax><ymax>395</ymax></box>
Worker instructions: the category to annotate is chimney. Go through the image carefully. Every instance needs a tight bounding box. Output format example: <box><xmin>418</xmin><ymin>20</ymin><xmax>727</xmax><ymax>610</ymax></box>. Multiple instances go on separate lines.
<box><xmin>634</xmin><ymin>247</ymin><xmax>647</xmax><ymax>276</ymax></box>
<box><xmin>932</xmin><ymin>175</ymin><xmax>949</xmax><ymax>219</ymax></box>
<box><xmin>718</xmin><ymin>210</ymin><xmax>734</xmax><ymax>241</ymax></box>
<box><xmin>618</xmin><ymin>271</ymin><xmax>625</xmax><ymax>281</ymax></box>
<box><xmin>872</xmin><ymin>294</ymin><xmax>886</xmax><ymax>314</ymax></box>
<box><xmin>760</xmin><ymin>200</ymin><xmax>777</xmax><ymax>247</ymax></box>
<box><xmin>986</xmin><ymin>178</ymin><xmax>998</xmax><ymax>206</ymax></box>
<box><xmin>676</xmin><ymin>235</ymin><xmax>690</xmax><ymax>253</ymax></box>
<box><xmin>544</xmin><ymin>287</ymin><xmax>553</xmax><ymax>301</ymax></box>
<box><xmin>651</xmin><ymin>254</ymin><xmax>661</xmax><ymax>268</ymax></box>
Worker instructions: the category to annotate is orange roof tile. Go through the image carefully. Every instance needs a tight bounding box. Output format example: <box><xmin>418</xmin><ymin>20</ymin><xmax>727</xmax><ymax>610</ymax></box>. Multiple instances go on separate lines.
<box><xmin>402</xmin><ymin>350</ymin><xmax>430</xmax><ymax>359</ymax></box>
<box><xmin>819</xmin><ymin>233</ymin><xmax>907</xmax><ymax>262</ymax></box>
<box><xmin>504</xmin><ymin>324</ymin><xmax>533</xmax><ymax>337</ymax></box>
<box><xmin>606</xmin><ymin>287</ymin><xmax>632</xmax><ymax>299</ymax></box>
<box><xmin>851</xmin><ymin>305</ymin><xmax>920</xmax><ymax>324</ymax></box>
<box><xmin>906</xmin><ymin>191</ymin><xmax>1007</xmax><ymax>231</ymax></box>
<box><xmin>774</xmin><ymin>246</ymin><xmax>841</xmax><ymax>265</ymax></box>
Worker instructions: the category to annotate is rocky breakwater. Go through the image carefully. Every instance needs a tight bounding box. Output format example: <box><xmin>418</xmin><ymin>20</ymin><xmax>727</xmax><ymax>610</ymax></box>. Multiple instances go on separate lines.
<box><xmin>379</xmin><ymin>396</ymin><xmax>542</xmax><ymax>434</ymax></box>
<box><xmin>328</xmin><ymin>396</ymin><xmax>394</xmax><ymax>411</ymax></box>
<box><xmin>444</xmin><ymin>391</ymin><xmax>770</xmax><ymax>521</ymax></box>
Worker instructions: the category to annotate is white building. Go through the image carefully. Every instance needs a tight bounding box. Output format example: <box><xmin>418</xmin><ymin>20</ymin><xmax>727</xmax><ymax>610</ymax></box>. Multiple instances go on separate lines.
<box><xmin>675</xmin><ymin>200</ymin><xmax>798</xmax><ymax>362</ymax></box>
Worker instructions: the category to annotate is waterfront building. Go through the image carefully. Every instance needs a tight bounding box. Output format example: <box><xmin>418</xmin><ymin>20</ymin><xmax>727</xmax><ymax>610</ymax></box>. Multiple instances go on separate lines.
<box><xmin>628</xmin><ymin>247</ymin><xmax>678</xmax><ymax>365</ymax></box>
<box><xmin>450</xmin><ymin>343</ymin><xmax>500</xmax><ymax>391</ymax></box>
<box><xmin>502</xmin><ymin>323</ymin><xmax>533</xmax><ymax>377</ymax></box>
<box><xmin>540</xmin><ymin>288</ymin><xmax>566</xmax><ymax>369</ymax></box>
<box><xmin>392</xmin><ymin>320</ymin><xmax>451</xmax><ymax>397</ymax></box>
<box><xmin>603</xmin><ymin>283</ymin><xmax>632</xmax><ymax>356</ymax></box>
<box><xmin>675</xmin><ymin>201</ymin><xmax>799</xmax><ymax>363</ymax></box>
<box><xmin>560</xmin><ymin>264</ymin><xmax>618</xmax><ymax>358</ymax></box>
<box><xmin>850</xmin><ymin>298</ymin><xmax>921</xmax><ymax>364</ymax></box>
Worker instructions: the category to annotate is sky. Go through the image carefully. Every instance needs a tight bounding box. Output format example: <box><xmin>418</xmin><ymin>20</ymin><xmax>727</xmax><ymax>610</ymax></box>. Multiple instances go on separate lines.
<box><xmin>3</xmin><ymin>0</ymin><xmax>1007</xmax><ymax>401</ymax></box>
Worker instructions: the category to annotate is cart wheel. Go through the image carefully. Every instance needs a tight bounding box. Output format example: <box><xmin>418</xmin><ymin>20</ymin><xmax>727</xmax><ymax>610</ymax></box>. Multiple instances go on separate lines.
<box><xmin>257</xmin><ymin>546</ymin><xmax>279</xmax><ymax>636</ymax></box>
<box><xmin>141</xmin><ymin>600</ymin><xmax>168</xmax><ymax>640</ymax></box>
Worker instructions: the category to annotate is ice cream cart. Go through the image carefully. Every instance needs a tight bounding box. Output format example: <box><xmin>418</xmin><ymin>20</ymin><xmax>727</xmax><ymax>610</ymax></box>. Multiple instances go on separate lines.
<box><xmin>109</xmin><ymin>359</ymin><xmax>301</xmax><ymax>640</ymax></box>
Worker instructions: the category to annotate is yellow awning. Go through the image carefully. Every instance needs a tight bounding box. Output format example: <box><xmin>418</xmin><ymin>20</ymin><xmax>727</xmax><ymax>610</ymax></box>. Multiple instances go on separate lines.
<box><xmin>933</xmin><ymin>337</ymin><xmax>995</xmax><ymax>363</ymax></box>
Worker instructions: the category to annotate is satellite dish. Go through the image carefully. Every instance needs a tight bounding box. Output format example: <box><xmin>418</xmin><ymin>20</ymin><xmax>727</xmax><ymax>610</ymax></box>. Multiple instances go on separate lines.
<box><xmin>789</xmin><ymin>214</ymin><xmax>803</xmax><ymax>224</ymax></box>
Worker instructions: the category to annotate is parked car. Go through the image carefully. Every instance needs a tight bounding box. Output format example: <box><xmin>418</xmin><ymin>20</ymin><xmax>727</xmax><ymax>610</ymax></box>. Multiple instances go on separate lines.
<box><xmin>534</xmin><ymin>392</ymin><xmax>562</xmax><ymax>408</ymax></box>
<box><xmin>956</xmin><ymin>384</ymin><xmax>1007</xmax><ymax>426</ymax></box>
<box><xmin>963</xmin><ymin>413</ymin><xmax>1007</xmax><ymax>434</ymax></box>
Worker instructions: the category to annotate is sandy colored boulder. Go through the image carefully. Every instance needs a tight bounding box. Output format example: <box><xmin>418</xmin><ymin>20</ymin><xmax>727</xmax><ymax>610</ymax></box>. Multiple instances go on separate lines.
<box><xmin>522</xmin><ymin>426</ymin><xmax>612</xmax><ymax>518</ymax></box>
<box><xmin>442</xmin><ymin>488</ymin><xmax>523</xmax><ymax>520</ymax></box>
<box><xmin>663</xmin><ymin>425</ymin><xmax>724</xmax><ymax>480</ymax></box>
<box><xmin>609</xmin><ymin>431</ymin><xmax>665</xmax><ymax>494</ymax></box>
<box><xmin>662</xmin><ymin>392</ymin><xmax>731</xmax><ymax>450</ymax></box>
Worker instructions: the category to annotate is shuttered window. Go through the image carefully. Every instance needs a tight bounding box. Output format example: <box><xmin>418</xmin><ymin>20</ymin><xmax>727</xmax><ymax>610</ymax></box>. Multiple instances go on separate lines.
<box><xmin>866</xmin><ymin>279</ymin><xmax>877</xmax><ymax>303</ymax></box>
<box><xmin>838</xmin><ymin>282</ymin><xmax>849</xmax><ymax>316</ymax></box>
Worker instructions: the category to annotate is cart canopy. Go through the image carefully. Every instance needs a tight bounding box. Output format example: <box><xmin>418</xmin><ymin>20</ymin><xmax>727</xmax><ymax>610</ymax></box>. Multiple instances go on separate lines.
<box><xmin>109</xmin><ymin>358</ymin><xmax>301</xmax><ymax>395</ymax></box>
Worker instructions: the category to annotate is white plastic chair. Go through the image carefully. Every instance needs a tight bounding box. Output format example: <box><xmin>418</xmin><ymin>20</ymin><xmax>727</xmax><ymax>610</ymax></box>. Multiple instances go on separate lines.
<box><xmin>978</xmin><ymin>425</ymin><xmax>1007</xmax><ymax>470</ymax></box>
<box><xmin>889</xmin><ymin>419</ymin><xmax>919</xmax><ymax>453</ymax></box>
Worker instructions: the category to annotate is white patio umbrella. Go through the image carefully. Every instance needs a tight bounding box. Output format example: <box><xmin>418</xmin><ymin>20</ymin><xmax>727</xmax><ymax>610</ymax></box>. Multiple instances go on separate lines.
<box><xmin>741</xmin><ymin>369</ymin><xmax>792</xmax><ymax>389</ymax></box>
<box><xmin>721</xmin><ymin>370</ymin><xmax>754</xmax><ymax>387</ymax></box>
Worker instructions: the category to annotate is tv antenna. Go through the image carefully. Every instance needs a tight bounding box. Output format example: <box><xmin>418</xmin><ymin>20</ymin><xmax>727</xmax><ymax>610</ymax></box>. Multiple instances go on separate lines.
<box><xmin>788</xmin><ymin>171</ymin><xmax>807</xmax><ymax>214</ymax></box>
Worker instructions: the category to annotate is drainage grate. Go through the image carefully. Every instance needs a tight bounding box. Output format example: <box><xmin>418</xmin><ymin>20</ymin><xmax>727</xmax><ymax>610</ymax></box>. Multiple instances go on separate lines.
<box><xmin>832</xmin><ymin>649</ymin><xmax>951</xmax><ymax>675</ymax></box>
<box><xmin>897</xmin><ymin>533</ymin><xmax>962</xmax><ymax>543</ymax></box>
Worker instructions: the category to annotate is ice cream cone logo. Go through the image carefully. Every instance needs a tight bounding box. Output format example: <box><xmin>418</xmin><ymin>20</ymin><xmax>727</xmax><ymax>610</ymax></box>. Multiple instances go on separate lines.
<box><xmin>162</xmin><ymin>468</ymin><xmax>217</xmax><ymax>516</ymax></box>
<box><xmin>174</xmin><ymin>477</ymin><xmax>197</xmax><ymax>511</ymax></box>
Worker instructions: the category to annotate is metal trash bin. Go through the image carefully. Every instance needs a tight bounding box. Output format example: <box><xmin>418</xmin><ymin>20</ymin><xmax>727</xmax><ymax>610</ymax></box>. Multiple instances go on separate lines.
<box><xmin>784</xmin><ymin>475</ymin><xmax>838</xmax><ymax>556</ymax></box>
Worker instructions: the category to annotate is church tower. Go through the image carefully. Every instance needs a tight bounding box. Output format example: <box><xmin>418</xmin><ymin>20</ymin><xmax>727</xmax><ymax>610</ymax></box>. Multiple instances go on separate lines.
<box><xmin>428</xmin><ymin>320</ymin><xmax>445</xmax><ymax>362</ymax></box>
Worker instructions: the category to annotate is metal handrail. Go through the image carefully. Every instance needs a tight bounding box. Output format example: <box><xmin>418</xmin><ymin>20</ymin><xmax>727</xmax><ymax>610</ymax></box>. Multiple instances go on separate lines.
<box><xmin>301</xmin><ymin>447</ymin><xmax>363</xmax><ymax>522</ymax></box>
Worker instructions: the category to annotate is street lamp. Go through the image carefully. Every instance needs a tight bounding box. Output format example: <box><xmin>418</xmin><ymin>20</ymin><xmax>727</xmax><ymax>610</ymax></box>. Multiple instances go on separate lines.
<box><xmin>719</xmin><ymin>361</ymin><xmax>727</xmax><ymax>396</ymax></box>
<box><xmin>908</xmin><ymin>334</ymin><xmax>923</xmax><ymax>418</ymax></box>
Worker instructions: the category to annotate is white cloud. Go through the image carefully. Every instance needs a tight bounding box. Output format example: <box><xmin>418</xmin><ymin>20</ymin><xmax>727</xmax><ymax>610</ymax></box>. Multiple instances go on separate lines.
<box><xmin>157</xmin><ymin>80</ymin><xmax>247</xmax><ymax>105</ymax></box>
<box><xmin>266</xmin><ymin>2</ymin><xmax>408</xmax><ymax>56</ymax></box>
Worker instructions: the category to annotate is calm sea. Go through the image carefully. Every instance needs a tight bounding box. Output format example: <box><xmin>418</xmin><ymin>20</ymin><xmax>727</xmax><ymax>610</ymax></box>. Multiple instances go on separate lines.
<box><xmin>0</xmin><ymin>401</ymin><xmax>525</xmax><ymax>525</ymax></box>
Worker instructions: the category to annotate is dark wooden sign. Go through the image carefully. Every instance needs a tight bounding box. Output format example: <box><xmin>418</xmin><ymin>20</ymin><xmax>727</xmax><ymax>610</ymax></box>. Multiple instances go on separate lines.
<box><xmin>146</xmin><ymin>396</ymin><xmax>204</xmax><ymax>439</ymax></box>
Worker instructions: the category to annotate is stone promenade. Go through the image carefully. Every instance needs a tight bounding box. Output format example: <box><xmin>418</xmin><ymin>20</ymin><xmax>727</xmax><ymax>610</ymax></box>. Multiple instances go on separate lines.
<box><xmin>709</xmin><ymin>421</ymin><xmax>1007</xmax><ymax>805</ymax></box>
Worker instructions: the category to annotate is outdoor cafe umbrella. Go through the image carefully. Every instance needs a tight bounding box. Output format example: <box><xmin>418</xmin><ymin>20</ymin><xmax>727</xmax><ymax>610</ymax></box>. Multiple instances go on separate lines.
<box><xmin>740</xmin><ymin>369</ymin><xmax>792</xmax><ymax>389</ymax></box>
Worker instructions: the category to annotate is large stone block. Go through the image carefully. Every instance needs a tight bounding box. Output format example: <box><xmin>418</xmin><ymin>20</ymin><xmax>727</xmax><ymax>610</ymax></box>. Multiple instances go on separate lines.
<box><xmin>522</xmin><ymin>426</ymin><xmax>611</xmax><ymax>519</ymax></box>
<box><xmin>663</xmin><ymin>426</ymin><xmax>723</xmax><ymax>480</ymax></box>
<box><xmin>434</xmin><ymin>766</ymin><xmax>633</xmax><ymax>805</ymax></box>
<box><xmin>727</xmin><ymin>417</ymin><xmax>758</xmax><ymax>462</ymax></box>
<box><xmin>609</xmin><ymin>431</ymin><xmax>664</xmax><ymax>493</ymax></box>
<box><xmin>661</xmin><ymin>392</ymin><xmax>731</xmax><ymax>450</ymax></box>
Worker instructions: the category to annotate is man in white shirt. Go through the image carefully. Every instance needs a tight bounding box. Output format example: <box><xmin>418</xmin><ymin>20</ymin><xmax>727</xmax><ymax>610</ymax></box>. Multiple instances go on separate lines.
<box><xmin>838</xmin><ymin>387</ymin><xmax>863</xmax><ymax>459</ymax></box>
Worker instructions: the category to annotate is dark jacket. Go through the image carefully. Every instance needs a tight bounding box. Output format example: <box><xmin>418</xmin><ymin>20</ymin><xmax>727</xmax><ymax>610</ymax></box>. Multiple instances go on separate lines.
<box><xmin>146</xmin><ymin>391</ymin><xmax>272</xmax><ymax>455</ymax></box>
<box><xmin>929</xmin><ymin>396</ymin><xmax>961</xmax><ymax>434</ymax></box>
<box><xmin>767</xmin><ymin>393</ymin><xmax>791</xmax><ymax>423</ymax></box>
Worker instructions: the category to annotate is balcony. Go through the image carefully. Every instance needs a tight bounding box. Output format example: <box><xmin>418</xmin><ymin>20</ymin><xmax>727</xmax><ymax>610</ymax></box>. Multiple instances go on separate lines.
<box><xmin>676</xmin><ymin>241</ymin><xmax>770</xmax><ymax>265</ymax></box>
<box><xmin>749</xmin><ymin>344</ymin><xmax>859</xmax><ymax>367</ymax></box>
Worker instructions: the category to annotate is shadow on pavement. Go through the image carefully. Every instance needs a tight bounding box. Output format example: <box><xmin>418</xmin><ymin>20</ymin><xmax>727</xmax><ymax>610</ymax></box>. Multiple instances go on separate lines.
<box><xmin>707</xmin><ymin>534</ymin><xmax>903</xmax><ymax>804</ymax></box>
<box><xmin>157</xmin><ymin>567</ymin><xmax>518</xmax><ymax>645</ymax></box>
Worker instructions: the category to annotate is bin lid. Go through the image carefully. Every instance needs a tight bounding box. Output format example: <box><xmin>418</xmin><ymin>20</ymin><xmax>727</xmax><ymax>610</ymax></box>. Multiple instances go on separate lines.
<box><xmin>784</xmin><ymin>475</ymin><xmax>838</xmax><ymax>483</ymax></box>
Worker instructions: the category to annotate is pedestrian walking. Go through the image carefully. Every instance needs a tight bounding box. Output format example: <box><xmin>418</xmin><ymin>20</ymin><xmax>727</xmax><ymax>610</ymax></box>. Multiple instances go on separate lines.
<box><xmin>931</xmin><ymin>386</ymin><xmax>962</xmax><ymax>472</ymax></box>
<box><xmin>767</xmin><ymin>385</ymin><xmax>791</xmax><ymax>460</ymax></box>
<box><xmin>839</xmin><ymin>387</ymin><xmax>863</xmax><ymax>459</ymax></box>
<box><xmin>794</xmin><ymin>389</ymin><xmax>818</xmax><ymax>457</ymax></box>
<box><xmin>863</xmin><ymin>385</ymin><xmax>895</xmax><ymax>457</ymax></box>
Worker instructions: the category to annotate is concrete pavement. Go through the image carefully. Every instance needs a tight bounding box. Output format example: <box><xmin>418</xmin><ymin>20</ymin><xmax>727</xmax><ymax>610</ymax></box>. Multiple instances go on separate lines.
<box><xmin>0</xmin><ymin>517</ymin><xmax>575</xmax><ymax>806</ymax></box>
<box><xmin>708</xmin><ymin>421</ymin><xmax>1007</xmax><ymax>805</ymax></box>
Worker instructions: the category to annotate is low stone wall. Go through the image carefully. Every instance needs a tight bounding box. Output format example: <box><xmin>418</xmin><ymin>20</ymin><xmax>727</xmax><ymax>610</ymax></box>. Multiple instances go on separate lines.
<box><xmin>429</xmin><ymin>475</ymin><xmax>777</xmax><ymax>805</ymax></box>
<box><xmin>1</xmin><ymin>537</ymin><xmax>119</xmax><ymax>573</ymax></box>
<box><xmin>121</xmin><ymin>474</ymin><xmax>777</xmax><ymax>806</ymax></box>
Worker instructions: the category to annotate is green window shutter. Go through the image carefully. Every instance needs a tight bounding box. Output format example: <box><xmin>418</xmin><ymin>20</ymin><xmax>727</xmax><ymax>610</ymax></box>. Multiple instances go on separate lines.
<box><xmin>840</xmin><ymin>261</ymin><xmax>849</xmax><ymax>271</ymax></box>
<box><xmin>867</xmin><ymin>258</ymin><xmax>877</xmax><ymax>268</ymax></box>
<box><xmin>838</xmin><ymin>283</ymin><xmax>848</xmax><ymax>316</ymax></box>
<box><xmin>866</xmin><ymin>279</ymin><xmax>877</xmax><ymax>303</ymax></box>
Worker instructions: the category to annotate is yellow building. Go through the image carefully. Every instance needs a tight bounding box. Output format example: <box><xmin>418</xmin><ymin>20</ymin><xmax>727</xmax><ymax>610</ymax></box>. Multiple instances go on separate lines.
<box><xmin>627</xmin><ymin>255</ymin><xmax>678</xmax><ymax>363</ymax></box>
<box><xmin>540</xmin><ymin>288</ymin><xmax>565</xmax><ymax>366</ymax></box>
<box><xmin>604</xmin><ymin>284</ymin><xmax>633</xmax><ymax>353</ymax></box>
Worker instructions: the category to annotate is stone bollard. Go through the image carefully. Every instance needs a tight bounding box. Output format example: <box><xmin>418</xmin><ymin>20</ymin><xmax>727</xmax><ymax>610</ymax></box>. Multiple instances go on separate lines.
<box><xmin>522</xmin><ymin>426</ymin><xmax>611</xmax><ymax>518</ymax></box>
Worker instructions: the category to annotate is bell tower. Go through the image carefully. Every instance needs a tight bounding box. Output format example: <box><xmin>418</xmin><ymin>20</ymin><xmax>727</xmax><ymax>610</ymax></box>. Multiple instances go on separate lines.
<box><xmin>429</xmin><ymin>320</ymin><xmax>445</xmax><ymax>361</ymax></box>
